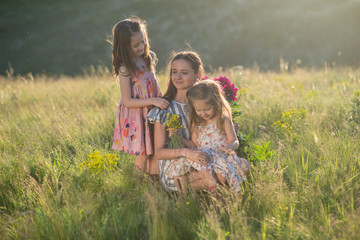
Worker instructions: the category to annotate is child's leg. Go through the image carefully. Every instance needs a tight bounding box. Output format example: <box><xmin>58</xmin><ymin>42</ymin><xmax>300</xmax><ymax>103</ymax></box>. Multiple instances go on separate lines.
<box><xmin>188</xmin><ymin>171</ymin><xmax>218</xmax><ymax>192</ymax></box>
<box><xmin>134</xmin><ymin>155</ymin><xmax>147</xmax><ymax>172</ymax></box>
<box><xmin>146</xmin><ymin>154</ymin><xmax>159</xmax><ymax>175</ymax></box>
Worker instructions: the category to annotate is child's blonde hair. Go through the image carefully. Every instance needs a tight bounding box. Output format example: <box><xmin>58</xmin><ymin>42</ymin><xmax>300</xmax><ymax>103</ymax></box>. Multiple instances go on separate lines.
<box><xmin>110</xmin><ymin>16</ymin><xmax>156</xmax><ymax>77</ymax></box>
<box><xmin>187</xmin><ymin>80</ymin><xmax>232</xmax><ymax>132</ymax></box>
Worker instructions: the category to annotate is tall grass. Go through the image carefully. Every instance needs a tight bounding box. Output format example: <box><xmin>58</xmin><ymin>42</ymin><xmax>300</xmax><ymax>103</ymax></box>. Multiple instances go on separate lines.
<box><xmin>0</xmin><ymin>66</ymin><xmax>359</xmax><ymax>239</ymax></box>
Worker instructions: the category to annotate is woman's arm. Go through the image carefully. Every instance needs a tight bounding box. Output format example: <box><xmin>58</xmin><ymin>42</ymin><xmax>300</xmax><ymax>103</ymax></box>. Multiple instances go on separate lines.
<box><xmin>154</xmin><ymin>122</ymin><xmax>209</xmax><ymax>164</ymax></box>
<box><xmin>119</xmin><ymin>66</ymin><xmax>169</xmax><ymax>109</ymax></box>
<box><xmin>154</xmin><ymin>122</ymin><xmax>183</xmax><ymax>159</ymax></box>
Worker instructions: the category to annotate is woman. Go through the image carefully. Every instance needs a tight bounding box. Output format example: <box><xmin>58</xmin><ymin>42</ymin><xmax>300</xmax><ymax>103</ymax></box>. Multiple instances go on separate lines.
<box><xmin>147</xmin><ymin>51</ymin><xmax>217</xmax><ymax>193</ymax></box>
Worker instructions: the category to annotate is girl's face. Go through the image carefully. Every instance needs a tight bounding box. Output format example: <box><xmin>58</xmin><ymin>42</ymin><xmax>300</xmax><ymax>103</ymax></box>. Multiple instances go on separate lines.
<box><xmin>130</xmin><ymin>30</ymin><xmax>146</xmax><ymax>58</ymax></box>
<box><xmin>192</xmin><ymin>99</ymin><xmax>216</xmax><ymax>123</ymax></box>
<box><xmin>171</xmin><ymin>59</ymin><xmax>199</xmax><ymax>91</ymax></box>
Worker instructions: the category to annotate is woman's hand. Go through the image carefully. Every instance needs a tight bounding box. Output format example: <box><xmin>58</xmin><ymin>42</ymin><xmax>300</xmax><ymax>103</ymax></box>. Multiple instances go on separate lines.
<box><xmin>152</xmin><ymin>98</ymin><xmax>169</xmax><ymax>110</ymax></box>
<box><xmin>183</xmin><ymin>148</ymin><xmax>210</xmax><ymax>166</ymax></box>
<box><xmin>168</xmin><ymin>128</ymin><xmax>177</xmax><ymax>138</ymax></box>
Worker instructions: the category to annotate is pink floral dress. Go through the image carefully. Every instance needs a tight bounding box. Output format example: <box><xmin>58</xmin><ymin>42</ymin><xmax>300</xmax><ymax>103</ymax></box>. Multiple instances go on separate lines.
<box><xmin>112</xmin><ymin>70</ymin><xmax>161</xmax><ymax>156</ymax></box>
<box><xmin>166</xmin><ymin>121</ymin><xmax>250</xmax><ymax>192</ymax></box>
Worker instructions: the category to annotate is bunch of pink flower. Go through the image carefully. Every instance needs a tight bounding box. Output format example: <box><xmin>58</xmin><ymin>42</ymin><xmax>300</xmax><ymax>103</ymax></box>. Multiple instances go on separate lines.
<box><xmin>201</xmin><ymin>76</ymin><xmax>238</xmax><ymax>102</ymax></box>
<box><xmin>214</xmin><ymin>76</ymin><xmax>238</xmax><ymax>102</ymax></box>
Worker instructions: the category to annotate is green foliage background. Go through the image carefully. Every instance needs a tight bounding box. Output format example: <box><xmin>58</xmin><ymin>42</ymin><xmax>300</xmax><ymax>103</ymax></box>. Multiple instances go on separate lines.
<box><xmin>1</xmin><ymin>0</ymin><xmax>360</xmax><ymax>75</ymax></box>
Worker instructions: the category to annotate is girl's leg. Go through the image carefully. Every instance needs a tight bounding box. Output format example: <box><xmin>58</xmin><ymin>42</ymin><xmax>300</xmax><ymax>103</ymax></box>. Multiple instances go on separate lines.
<box><xmin>134</xmin><ymin>155</ymin><xmax>147</xmax><ymax>172</ymax></box>
<box><xmin>146</xmin><ymin>154</ymin><xmax>159</xmax><ymax>175</ymax></box>
<box><xmin>135</xmin><ymin>155</ymin><xmax>159</xmax><ymax>175</ymax></box>
<box><xmin>188</xmin><ymin>171</ymin><xmax>218</xmax><ymax>192</ymax></box>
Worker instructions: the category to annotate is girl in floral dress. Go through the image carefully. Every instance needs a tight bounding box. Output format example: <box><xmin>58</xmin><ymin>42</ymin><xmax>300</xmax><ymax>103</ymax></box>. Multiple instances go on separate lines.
<box><xmin>181</xmin><ymin>80</ymin><xmax>251</xmax><ymax>192</ymax></box>
<box><xmin>110</xmin><ymin>17</ymin><xmax>169</xmax><ymax>173</ymax></box>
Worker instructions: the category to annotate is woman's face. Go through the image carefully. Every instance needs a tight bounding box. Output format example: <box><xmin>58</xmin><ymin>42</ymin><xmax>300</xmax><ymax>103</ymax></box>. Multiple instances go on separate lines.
<box><xmin>171</xmin><ymin>59</ymin><xmax>199</xmax><ymax>91</ymax></box>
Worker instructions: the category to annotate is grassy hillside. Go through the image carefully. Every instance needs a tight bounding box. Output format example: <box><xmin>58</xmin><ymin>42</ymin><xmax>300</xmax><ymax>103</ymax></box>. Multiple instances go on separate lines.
<box><xmin>1</xmin><ymin>0</ymin><xmax>360</xmax><ymax>75</ymax></box>
<box><xmin>1</xmin><ymin>67</ymin><xmax>359</xmax><ymax>239</ymax></box>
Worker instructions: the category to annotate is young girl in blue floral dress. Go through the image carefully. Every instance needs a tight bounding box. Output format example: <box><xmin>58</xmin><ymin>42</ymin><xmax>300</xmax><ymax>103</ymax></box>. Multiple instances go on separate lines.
<box><xmin>110</xmin><ymin>17</ymin><xmax>169</xmax><ymax>173</ymax></box>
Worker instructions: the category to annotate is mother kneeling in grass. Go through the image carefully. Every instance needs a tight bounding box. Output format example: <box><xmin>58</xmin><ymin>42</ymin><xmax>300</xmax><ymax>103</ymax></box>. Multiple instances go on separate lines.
<box><xmin>147</xmin><ymin>51</ymin><xmax>218</xmax><ymax>193</ymax></box>
<box><xmin>148</xmin><ymin>50</ymin><xmax>251</xmax><ymax>194</ymax></box>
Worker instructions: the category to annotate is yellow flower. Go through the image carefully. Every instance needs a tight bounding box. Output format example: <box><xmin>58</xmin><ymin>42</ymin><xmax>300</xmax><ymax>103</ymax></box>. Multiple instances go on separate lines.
<box><xmin>79</xmin><ymin>151</ymin><xmax>119</xmax><ymax>175</ymax></box>
<box><xmin>354</xmin><ymin>90</ymin><xmax>360</xmax><ymax>98</ymax></box>
<box><xmin>165</xmin><ymin>114</ymin><xmax>183</xmax><ymax>130</ymax></box>
<box><xmin>272</xmin><ymin>108</ymin><xmax>308</xmax><ymax>140</ymax></box>
<box><xmin>165</xmin><ymin>114</ymin><xmax>184</xmax><ymax>149</ymax></box>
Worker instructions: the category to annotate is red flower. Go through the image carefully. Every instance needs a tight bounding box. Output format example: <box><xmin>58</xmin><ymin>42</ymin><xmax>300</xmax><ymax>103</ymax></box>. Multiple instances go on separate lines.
<box><xmin>214</xmin><ymin>76</ymin><xmax>238</xmax><ymax>102</ymax></box>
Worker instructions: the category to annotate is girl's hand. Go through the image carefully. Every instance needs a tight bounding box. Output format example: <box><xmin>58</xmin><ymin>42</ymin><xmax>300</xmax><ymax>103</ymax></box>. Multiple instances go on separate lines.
<box><xmin>217</xmin><ymin>147</ymin><xmax>235</xmax><ymax>155</ymax></box>
<box><xmin>184</xmin><ymin>148</ymin><xmax>210</xmax><ymax>166</ymax></box>
<box><xmin>152</xmin><ymin>98</ymin><xmax>169</xmax><ymax>110</ymax></box>
<box><xmin>168</xmin><ymin>128</ymin><xmax>178</xmax><ymax>138</ymax></box>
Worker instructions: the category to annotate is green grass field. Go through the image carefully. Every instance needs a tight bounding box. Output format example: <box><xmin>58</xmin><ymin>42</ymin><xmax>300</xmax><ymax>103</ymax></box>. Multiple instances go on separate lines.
<box><xmin>1</xmin><ymin>66</ymin><xmax>359</xmax><ymax>239</ymax></box>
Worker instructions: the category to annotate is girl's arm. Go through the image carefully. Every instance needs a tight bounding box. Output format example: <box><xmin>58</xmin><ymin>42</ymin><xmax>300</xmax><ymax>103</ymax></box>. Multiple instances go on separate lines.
<box><xmin>154</xmin><ymin>122</ymin><xmax>208</xmax><ymax>164</ymax></box>
<box><xmin>119</xmin><ymin>66</ymin><xmax>169</xmax><ymax>109</ymax></box>
<box><xmin>179</xmin><ymin>127</ymin><xmax>197</xmax><ymax>148</ymax></box>
<box><xmin>168</xmin><ymin>128</ymin><xmax>197</xmax><ymax>148</ymax></box>
<box><xmin>220</xmin><ymin>117</ymin><xmax>239</xmax><ymax>152</ymax></box>
<box><xmin>183</xmin><ymin>126</ymin><xmax>198</xmax><ymax>148</ymax></box>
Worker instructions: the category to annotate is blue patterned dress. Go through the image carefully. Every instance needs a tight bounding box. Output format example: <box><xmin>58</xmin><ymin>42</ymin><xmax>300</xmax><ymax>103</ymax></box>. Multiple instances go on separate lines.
<box><xmin>147</xmin><ymin>100</ymin><xmax>191</xmax><ymax>192</ymax></box>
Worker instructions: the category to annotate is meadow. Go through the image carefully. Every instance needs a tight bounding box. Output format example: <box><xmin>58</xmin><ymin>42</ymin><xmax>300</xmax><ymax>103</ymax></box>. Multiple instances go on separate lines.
<box><xmin>0</xmin><ymin>66</ymin><xmax>359</xmax><ymax>239</ymax></box>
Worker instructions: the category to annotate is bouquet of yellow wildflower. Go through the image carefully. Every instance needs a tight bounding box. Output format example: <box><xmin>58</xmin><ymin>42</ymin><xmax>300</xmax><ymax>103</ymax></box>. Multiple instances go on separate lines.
<box><xmin>165</xmin><ymin>113</ymin><xmax>184</xmax><ymax>149</ymax></box>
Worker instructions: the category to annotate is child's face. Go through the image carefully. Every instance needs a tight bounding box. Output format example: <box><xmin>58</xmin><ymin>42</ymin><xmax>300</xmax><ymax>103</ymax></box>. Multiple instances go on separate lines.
<box><xmin>130</xmin><ymin>30</ymin><xmax>146</xmax><ymax>58</ymax></box>
<box><xmin>171</xmin><ymin>59</ymin><xmax>198</xmax><ymax>91</ymax></box>
<box><xmin>192</xmin><ymin>99</ymin><xmax>216</xmax><ymax>123</ymax></box>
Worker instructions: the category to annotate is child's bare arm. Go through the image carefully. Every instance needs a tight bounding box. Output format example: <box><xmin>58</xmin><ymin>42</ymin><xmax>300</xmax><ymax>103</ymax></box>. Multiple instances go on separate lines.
<box><xmin>168</xmin><ymin>128</ymin><xmax>196</xmax><ymax>148</ymax></box>
<box><xmin>154</xmin><ymin>122</ymin><xmax>208</xmax><ymax>165</ymax></box>
<box><xmin>181</xmin><ymin>137</ymin><xmax>197</xmax><ymax>148</ymax></box>
<box><xmin>119</xmin><ymin>66</ymin><xmax>169</xmax><ymax>109</ymax></box>
<box><xmin>180</xmin><ymin>127</ymin><xmax>198</xmax><ymax>148</ymax></box>
<box><xmin>218</xmin><ymin>117</ymin><xmax>239</xmax><ymax>152</ymax></box>
<box><xmin>170</xmin><ymin>127</ymin><xmax>197</xmax><ymax>148</ymax></box>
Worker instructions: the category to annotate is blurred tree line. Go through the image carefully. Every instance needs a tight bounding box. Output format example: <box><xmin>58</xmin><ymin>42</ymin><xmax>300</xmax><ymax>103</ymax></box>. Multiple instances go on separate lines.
<box><xmin>1</xmin><ymin>0</ymin><xmax>359</xmax><ymax>75</ymax></box>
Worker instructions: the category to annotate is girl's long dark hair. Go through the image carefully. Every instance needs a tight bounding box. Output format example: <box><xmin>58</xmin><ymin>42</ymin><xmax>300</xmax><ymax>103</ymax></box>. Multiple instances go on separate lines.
<box><xmin>110</xmin><ymin>16</ymin><xmax>157</xmax><ymax>77</ymax></box>
<box><xmin>163</xmin><ymin>51</ymin><xmax>204</xmax><ymax>101</ymax></box>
